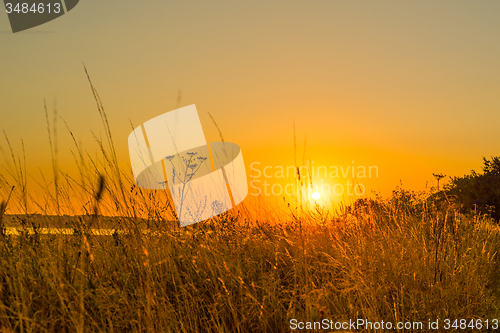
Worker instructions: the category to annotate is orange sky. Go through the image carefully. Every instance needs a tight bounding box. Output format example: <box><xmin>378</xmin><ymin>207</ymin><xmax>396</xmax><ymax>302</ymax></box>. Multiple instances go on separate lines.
<box><xmin>1</xmin><ymin>1</ymin><xmax>500</xmax><ymax>212</ymax></box>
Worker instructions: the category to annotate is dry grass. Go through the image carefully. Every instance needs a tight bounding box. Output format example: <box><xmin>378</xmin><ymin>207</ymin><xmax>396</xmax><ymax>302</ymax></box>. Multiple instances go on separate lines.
<box><xmin>0</xmin><ymin>73</ymin><xmax>499</xmax><ymax>332</ymax></box>
<box><xmin>0</xmin><ymin>193</ymin><xmax>499</xmax><ymax>332</ymax></box>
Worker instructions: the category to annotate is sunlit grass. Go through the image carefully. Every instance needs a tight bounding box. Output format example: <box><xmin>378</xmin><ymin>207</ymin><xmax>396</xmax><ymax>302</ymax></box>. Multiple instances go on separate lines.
<box><xmin>0</xmin><ymin>72</ymin><xmax>500</xmax><ymax>332</ymax></box>
<box><xmin>1</xmin><ymin>189</ymin><xmax>499</xmax><ymax>332</ymax></box>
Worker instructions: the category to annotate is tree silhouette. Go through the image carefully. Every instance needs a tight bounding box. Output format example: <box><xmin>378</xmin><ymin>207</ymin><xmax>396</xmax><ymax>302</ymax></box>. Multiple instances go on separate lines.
<box><xmin>445</xmin><ymin>157</ymin><xmax>500</xmax><ymax>222</ymax></box>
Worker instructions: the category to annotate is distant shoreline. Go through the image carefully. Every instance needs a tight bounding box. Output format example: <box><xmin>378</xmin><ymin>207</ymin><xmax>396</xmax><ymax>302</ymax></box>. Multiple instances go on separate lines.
<box><xmin>0</xmin><ymin>214</ymin><xmax>170</xmax><ymax>229</ymax></box>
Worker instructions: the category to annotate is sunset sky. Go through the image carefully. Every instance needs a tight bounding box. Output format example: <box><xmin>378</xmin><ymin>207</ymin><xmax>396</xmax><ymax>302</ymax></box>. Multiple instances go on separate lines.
<box><xmin>1</xmin><ymin>1</ymin><xmax>500</xmax><ymax>207</ymax></box>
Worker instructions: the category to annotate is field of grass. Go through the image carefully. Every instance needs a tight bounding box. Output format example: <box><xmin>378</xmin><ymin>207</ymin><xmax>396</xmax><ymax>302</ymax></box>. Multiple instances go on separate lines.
<box><xmin>1</xmin><ymin>189</ymin><xmax>500</xmax><ymax>332</ymax></box>
<box><xmin>1</xmin><ymin>80</ymin><xmax>500</xmax><ymax>332</ymax></box>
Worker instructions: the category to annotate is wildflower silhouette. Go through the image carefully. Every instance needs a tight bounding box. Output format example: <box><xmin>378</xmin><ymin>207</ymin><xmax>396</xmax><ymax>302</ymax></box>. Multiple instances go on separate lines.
<box><xmin>164</xmin><ymin>151</ymin><xmax>209</xmax><ymax>220</ymax></box>
<box><xmin>128</xmin><ymin>105</ymin><xmax>248</xmax><ymax>226</ymax></box>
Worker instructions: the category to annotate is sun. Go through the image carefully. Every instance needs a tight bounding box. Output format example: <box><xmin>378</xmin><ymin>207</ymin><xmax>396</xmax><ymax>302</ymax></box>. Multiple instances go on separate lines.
<box><xmin>312</xmin><ymin>191</ymin><xmax>321</xmax><ymax>200</ymax></box>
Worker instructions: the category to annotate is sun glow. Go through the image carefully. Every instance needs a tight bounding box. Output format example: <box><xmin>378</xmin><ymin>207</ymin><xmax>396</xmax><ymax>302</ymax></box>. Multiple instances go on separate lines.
<box><xmin>312</xmin><ymin>191</ymin><xmax>321</xmax><ymax>200</ymax></box>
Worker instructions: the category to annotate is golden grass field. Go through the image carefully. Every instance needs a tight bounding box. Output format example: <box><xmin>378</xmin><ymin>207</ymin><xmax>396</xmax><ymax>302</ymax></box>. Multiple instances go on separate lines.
<box><xmin>1</xmin><ymin>190</ymin><xmax>500</xmax><ymax>332</ymax></box>
<box><xmin>1</xmin><ymin>82</ymin><xmax>500</xmax><ymax>332</ymax></box>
